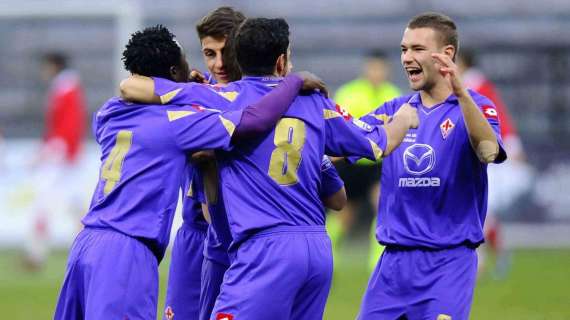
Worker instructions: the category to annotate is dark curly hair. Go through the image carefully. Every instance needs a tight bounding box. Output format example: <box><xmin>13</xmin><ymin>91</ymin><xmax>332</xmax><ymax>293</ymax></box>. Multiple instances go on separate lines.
<box><xmin>234</xmin><ymin>18</ymin><xmax>289</xmax><ymax>76</ymax></box>
<box><xmin>122</xmin><ymin>25</ymin><xmax>182</xmax><ymax>79</ymax></box>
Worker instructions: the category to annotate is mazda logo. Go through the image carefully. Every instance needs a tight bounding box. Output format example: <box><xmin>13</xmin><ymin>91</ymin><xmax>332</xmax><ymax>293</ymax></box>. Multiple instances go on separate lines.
<box><xmin>403</xmin><ymin>144</ymin><xmax>436</xmax><ymax>176</ymax></box>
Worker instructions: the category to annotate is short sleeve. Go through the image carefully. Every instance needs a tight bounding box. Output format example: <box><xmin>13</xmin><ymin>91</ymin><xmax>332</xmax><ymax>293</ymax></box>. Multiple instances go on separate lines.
<box><xmin>319</xmin><ymin>156</ymin><xmax>344</xmax><ymax>198</ymax></box>
<box><xmin>472</xmin><ymin>93</ymin><xmax>507</xmax><ymax>163</ymax></box>
<box><xmin>153</xmin><ymin>77</ymin><xmax>215</xmax><ymax>105</ymax></box>
<box><xmin>166</xmin><ymin>105</ymin><xmax>243</xmax><ymax>153</ymax></box>
<box><xmin>360</xmin><ymin>100</ymin><xmax>393</xmax><ymax>126</ymax></box>
<box><xmin>323</xmin><ymin>99</ymin><xmax>387</xmax><ymax>161</ymax></box>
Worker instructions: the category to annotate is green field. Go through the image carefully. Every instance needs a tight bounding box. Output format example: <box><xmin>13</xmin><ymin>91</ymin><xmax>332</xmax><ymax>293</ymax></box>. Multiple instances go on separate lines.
<box><xmin>1</xmin><ymin>247</ymin><xmax>569</xmax><ymax>319</ymax></box>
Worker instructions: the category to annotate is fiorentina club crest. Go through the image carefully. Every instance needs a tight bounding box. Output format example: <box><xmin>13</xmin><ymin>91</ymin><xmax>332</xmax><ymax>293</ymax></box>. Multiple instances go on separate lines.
<box><xmin>165</xmin><ymin>306</ymin><xmax>175</xmax><ymax>320</ymax></box>
<box><xmin>440</xmin><ymin>118</ymin><xmax>455</xmax><ymax>139</ymax></box>
<box><xmin>216</xmin><ymin>313</ymin><xmax>234</xmax><ymax>320</ymax></box>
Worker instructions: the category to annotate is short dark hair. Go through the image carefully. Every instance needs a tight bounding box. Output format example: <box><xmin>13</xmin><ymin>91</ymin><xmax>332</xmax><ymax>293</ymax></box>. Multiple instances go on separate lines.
<box><xmin>234</xmin><ymin>18</ymin><xmax>290</xmax><ymax>76</ymax></box>
<box><xmin>42</xmin><ymin>52</ymin><xmax>68</xmax><ymax>70</ymax></box>
<box><xmin>122</xmin><ymin>25</ymin><xmax>182</xmax><ymax>79</ymax></box>
<box><xmin>196</xmin><ymin>7</ymin><xmax>246</xmax><ymax>40</ymax></box>
<box><xmin>408</xmin><ymin>12</ymin><xmax>459</xmax><ymax>59</ymax></box>
<box><xmin>222</xmin><ymin>27</ymin><xmax>242</xmax><ymax>82</ymax></box>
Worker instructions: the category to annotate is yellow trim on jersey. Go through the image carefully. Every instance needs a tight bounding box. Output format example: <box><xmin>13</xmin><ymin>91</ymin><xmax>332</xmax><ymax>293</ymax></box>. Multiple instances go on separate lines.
<box><xmin>217</xmin><ymin>91</ymin><xmax>239</xmax><ymax>102</ymax></box>
<box><xmin>373</xmin><ymin>113</ymin><xmax>391</xmax><ymax>123</ymax></box>
<box><xmin>368</xmin><ymin>138</ymin><xmax>383</xmax><ymax>160</ymax></box>
<box><xmin>219</xmin><ymin>115</ymin><xmax>236</xmax><ymax>136</ymax></box>
<box><xmin>160</xmin><ymin>88</ymin><xmax>183</xmax><ymax>104</ymax></box>
<box><xmin>324</xmin><ymin>109</ymin><xmax>342</xmax><ymax>120</ymax></box>
<box><xmin>186</xmin><ymin>180</ymin><xmax>193</xmax><ymax>197</ymax></box>
<box><xmin>167</xmin><ymin>110</ymin><xmax>195</xmax><ymax>121</ymax></box>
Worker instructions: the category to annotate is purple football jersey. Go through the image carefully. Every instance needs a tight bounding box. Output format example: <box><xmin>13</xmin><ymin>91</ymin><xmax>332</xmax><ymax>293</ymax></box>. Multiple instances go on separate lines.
<box><xmin>360</xmin><ymin>90</ymin><xmax>507</xmax><ymax>249</ymax></box>
<box><xmin>82</xmin><ymin>90</ymin><xmax>242</xmax><ymax>261</ymax></box>
<box><xmin>153</xmin><ymin>78</ymin><xmax>347</xmax><ymax>261</ymax></box>
<box><xmin>211</xmin><ymin>76</ymin><xmax>386</xmax><ymax>247</ymax></box>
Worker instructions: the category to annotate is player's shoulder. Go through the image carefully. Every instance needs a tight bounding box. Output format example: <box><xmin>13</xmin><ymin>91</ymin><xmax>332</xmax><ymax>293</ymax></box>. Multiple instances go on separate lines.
<box><xmin>467</xmin><ymin>89</ymin><xmax>494</xmax><ymax>107</ymax></box>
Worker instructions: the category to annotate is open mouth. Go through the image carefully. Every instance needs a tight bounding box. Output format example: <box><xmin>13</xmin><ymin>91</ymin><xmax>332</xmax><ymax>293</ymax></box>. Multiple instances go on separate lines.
<box><xmin>406</xmin><ymin>67</ymin><xmax>423</xmax><ymax>82</ymax></box>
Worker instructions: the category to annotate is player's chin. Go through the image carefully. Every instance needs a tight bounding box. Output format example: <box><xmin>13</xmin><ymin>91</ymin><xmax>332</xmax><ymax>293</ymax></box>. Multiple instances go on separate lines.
<box><xmin>408</xmin><ymin>81</ymin><xmax>423</xmax><ymax>91</ymax></box>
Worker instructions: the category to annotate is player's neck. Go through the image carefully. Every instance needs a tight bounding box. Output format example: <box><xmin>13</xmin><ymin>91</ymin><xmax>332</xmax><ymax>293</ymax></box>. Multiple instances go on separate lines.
<box><xmin>419</xmin><ymin>82</ymin><xmax>453</xmax><ymax>108</ymax></box>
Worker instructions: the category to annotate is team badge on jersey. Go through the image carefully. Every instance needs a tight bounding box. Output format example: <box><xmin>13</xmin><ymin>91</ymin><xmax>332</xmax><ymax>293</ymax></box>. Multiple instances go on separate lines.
<box><xmin>440</xmin><ymin>118</ymin><xmax>455</xmax><ymax>139</ymax></box>
<box><xmin>437</xmin><ymin>314</ymin><xmax>452</xmax><ymax>320</ymax></box>
<box><xmin>164</xmin><ymin>306</ymin><xmax>175</xmax><ymax>320</ymax></box>
<box><xmin>335</xmin><ymin>104</ymin><xmax>352</xmax><ymax>120</ymax></box>
<box><xmin>216</xmin><ymin>313</ymin><xmax>234</xmax><ymax>320</ymax></box>
<box><xmin>482</xmin><ymin>105</ymin><xmax>498</xmax><ymax>120</ymax></box>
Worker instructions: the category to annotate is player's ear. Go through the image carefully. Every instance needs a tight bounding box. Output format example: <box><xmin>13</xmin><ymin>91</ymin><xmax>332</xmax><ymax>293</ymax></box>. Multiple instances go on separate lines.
<box><xmin>443</xmin><ymin>45</ymin><xmax>456</xmax><ymax>61</ymax></box>
<box><xmin>169</xmin><ymin>65</ymin><xmax>178</xmax><ymax>81</ymax></box>
<box><xmin>275</xmin><ymin>53</ymin><xmax>286</xmax><ymax>76</ymax></box>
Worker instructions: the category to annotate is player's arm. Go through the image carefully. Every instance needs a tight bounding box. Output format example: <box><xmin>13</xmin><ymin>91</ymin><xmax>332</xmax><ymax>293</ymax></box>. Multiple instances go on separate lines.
<box><xmin>119</xmin><ymin>75</ymin><xmax>161</xmax><ymax>104</ymax></box>
<box><xmin>358</xmin><ymin>100</ymin><xmax>419</xmax><ymax>156</ymax></box>
<box><xmin>382</xmin><ymin>103</ymin><xmax>418</xmax><ymax>155</ymax></box>
<box><xmin>168</xmin><ymin>73</ymin><xmax>316</xmax><ymax>151</ymax></box>
<box><xmin>121</xmin><ymin>71</ymin><xmax>327</xmax><ymax>107</ymax></box>
<box><xmin>119</xmin><ymin>65</ymin><xmax>210</xmax><ymax>102</ymax></box>
<box><xmin>432</xmin><ymin>53</ymin><xmax>506</xmax><ymax>163</ymax></box>
<box><xmin>189</xmin><ymin>169</ymin><xmax>212</xmax><ymax>223</ymax></box>
<box><xmin>323</xmin><ymin>100</ymin><xmax>416</xmax><ymax>160</ymax></box>
<box><xmin>319</xmin><ymin>156</ymin><xmax>346</xmax><ymax>211</ymax></box>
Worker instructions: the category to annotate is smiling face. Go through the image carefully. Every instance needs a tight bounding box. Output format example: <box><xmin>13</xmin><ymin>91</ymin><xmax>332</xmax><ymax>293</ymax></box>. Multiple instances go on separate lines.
<box><xmin>201</xmin><ymin>36</ymin><xmax>229</xmax><ymax>84</ymax></box>
<box><xmin>401</xmin><ymin>27</ymin><xmax>449</xmax><ymax>92</ymax></box>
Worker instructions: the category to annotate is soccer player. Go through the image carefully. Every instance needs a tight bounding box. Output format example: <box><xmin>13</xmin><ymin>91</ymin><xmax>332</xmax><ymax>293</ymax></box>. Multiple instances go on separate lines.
<box><xmin>357</xmin><ymin>12</ymin><xmax>507</xmax><ymax>319</ymax></box>
<box><xmin>143</xmin><ymin>18</ymin><xmax>417</xmax><ymax>319</ymax></box>
<box><xmin>161</xmin><ymin>7</ymin><xmax>246</xmax><ymax>320</ymax></box>
<box><xmin>122</xmin><ymin>19</ymin><xmax>348</xmax><ymax>320</ymax></box>
<box><xmin>53</xmin><ymin>25</ymin><xmax>324</xmax><ymax>320</ymax></box>
<box><xmin>119</xmin><ymin>9</ymin><xmax>350</xmax><ymax>320</ymax></box>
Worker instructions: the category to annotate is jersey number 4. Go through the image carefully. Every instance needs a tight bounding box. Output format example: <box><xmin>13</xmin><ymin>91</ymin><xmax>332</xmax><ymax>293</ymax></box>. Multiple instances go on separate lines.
<box><xmin>268</xmin><ymin>118</ymin><xmax>306</xmax><ymax>185</ymax></box>
<box><xmin>101</xmin><ymin>130</ymin><xmax>133</xmax><ymax>195</ymax></box>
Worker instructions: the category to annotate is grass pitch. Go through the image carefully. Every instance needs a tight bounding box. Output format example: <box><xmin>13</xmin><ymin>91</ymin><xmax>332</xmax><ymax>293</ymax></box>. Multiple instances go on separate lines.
<box><xmin>1</xmin><ymin>246</ymin><xmax>569</xmax><ymax>319</ymax></box>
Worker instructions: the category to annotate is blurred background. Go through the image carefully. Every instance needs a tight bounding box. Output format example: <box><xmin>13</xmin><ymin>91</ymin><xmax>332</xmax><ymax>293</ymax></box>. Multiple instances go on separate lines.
<box><xmin>0</xmin><ymin>0</ymin><xmax>569</xmax><ymax>319</ymax></box>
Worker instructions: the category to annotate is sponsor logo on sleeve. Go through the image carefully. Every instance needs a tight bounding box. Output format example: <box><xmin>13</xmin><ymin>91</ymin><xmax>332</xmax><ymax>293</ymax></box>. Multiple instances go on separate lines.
<box><xmin>482</xmin><ymin>105</ymin><xmax>498</xmax><ymax>120</ymax></box>
<box><xmin>335</xmin><ymin>104</ymin><xmax>352</xmax><ymax>120</ymax></box>
<box><xmin>352</xmin><ymin>118</ymin><xmax>373</xmax><ymax>132</ymax></box>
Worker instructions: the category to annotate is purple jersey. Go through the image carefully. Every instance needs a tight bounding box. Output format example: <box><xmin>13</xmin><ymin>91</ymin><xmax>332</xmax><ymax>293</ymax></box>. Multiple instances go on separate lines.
<box><xmin>361</xmin><ymin>90</ymin><xmax>507</xmax><ymax>249</ymax></box>
<box><xmin>209</xmin><ymin>76</ymin><xmax>386</xmax><ymax>247</ymax></box>
<box><xmin>82</xmin><ymin>91</ymin><xmax>242</xmax><ymax>261</ymax></box>
<box><xmin>154</xmin><ymin>78</ymin><xmax>347</xmax><ymax>260</ymax></box>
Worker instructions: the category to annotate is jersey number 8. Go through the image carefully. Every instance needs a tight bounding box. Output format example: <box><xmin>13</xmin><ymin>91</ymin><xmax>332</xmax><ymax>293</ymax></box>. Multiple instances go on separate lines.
<box><xmin>268</xmin><ymin>118</ymin><xmax>306</xmax><ymax>186</ymax></box>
